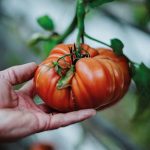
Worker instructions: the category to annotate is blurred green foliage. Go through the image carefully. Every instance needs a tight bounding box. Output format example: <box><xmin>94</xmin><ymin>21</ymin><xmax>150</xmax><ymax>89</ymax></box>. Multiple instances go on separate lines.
<box><xmin>132</xmin><ymin>63</ymin><xmax>150</xmax><ymax>119</ymax></box>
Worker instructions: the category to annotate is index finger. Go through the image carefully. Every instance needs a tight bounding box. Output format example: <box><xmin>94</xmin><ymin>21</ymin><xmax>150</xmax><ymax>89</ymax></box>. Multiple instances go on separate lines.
<box><xmin>48</xmin><ymin>109</ymin><xmax>96</xmax><ymax>130</ymax></box>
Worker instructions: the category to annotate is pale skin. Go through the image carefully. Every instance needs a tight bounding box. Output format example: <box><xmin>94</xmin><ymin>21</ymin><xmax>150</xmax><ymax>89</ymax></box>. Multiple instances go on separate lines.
<box><xmin>0</xmin><ymin>62</ymin><xmax>96</xmax><ymax>142</ymax></box>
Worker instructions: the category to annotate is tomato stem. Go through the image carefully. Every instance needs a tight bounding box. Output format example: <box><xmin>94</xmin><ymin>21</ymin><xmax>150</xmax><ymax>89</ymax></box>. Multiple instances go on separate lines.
<box><xmin>54</xmin><ymin>44</ymin><xmax>90</xmax><ymax>77</ymax></box>
<box><xmin>84</xmin><ymin>32</ymin><xmax>112</xmax><ymax>48</ymax></box>
<box><xmin>76</xmin><ymin>0</ymin><xmax>85</xmax><ymax>51</ymax></box>
<box><xmin>57</xmin><ymin>54</ymin><xmax>72</xmax><ymax>63</ymax></box>
<box><xmin>69</xmin><ymin>47</ymin><xmax>74</xmax><ymax>64</ymax></box>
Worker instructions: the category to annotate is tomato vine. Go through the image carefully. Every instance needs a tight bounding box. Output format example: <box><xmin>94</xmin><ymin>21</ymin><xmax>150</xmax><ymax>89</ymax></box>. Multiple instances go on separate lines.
<box><xmin>30</xmin><ymin>0</ymin><xmax>150</xmax><ymax>120</ymax></box>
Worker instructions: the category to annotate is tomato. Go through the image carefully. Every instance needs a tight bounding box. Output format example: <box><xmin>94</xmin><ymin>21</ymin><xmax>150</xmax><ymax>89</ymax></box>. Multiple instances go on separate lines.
<box><xmin>34</xmin><ymin>44</ymin><xmax>131</xmax><ymax>112</ymax></box>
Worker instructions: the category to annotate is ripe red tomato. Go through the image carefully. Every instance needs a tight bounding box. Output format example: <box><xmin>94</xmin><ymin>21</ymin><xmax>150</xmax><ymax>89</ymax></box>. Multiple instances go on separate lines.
<box><xmin>34</xmin><ymin>44</ymin><xmax>131</xmax><ymax>112</ymax></box>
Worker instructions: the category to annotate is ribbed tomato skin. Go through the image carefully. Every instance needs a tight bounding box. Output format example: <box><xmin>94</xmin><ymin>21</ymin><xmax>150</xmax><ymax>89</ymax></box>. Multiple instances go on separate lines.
<box><xmin>34</xmin><ymin>44</ymin><xmax>131</xmax><ymax>112</ymax></box>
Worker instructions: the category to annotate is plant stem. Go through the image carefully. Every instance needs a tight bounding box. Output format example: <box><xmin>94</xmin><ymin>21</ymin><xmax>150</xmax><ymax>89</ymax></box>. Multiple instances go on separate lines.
<box><xmin>29</xmin><ymin>15</ymin><xmax>77</xmax><ymax>47</ymax></box>
<box><xmin>81</xmin><ymin>35</ymin><xmax>85</xmax><ymax>43</ymax></box>
<box><xmin>76</xmin><ymin>0</ymin><xmax>86</xmax><ymax>50</ymax></box>
<box><xmin>84</xmin><ymin>32</ymin><xmax>111</xmax><ymax>48</ymax></box>
<box><xmin>57</xmin><ymin>53</ymin><xmax>72</xmax><ymax>63</ymax></box>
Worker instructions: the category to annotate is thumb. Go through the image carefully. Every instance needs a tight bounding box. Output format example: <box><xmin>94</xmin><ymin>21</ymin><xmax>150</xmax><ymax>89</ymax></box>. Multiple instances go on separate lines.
<box><xmin>0</xmin><ymin>62</ymin><xmax>37</xmax><ymax>85</ymax></box>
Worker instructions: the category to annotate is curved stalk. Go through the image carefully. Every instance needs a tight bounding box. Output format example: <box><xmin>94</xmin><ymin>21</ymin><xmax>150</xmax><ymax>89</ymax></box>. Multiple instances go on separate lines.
<box><xmin>84</xmin><ymin>32</ymin><xmax>111</xmax><ymax>48</ymax></box>
<box><xmin>57</xmin><ymin>54</ymin><xmax>72</xmax><ymax>63</ymax></box>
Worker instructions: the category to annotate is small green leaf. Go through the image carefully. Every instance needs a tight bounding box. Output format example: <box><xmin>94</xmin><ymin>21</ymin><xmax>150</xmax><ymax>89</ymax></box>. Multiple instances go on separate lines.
<box><xmin>88</xmin><ymin>0</ymin><xmax>114</xmax><ymax>8</ymax></box>
<box><xmin>131</xmin><ymin>63</ymin><xmax>150</xmax><ymax>119</ymax></box>
<box><xmin>37</xmin><ymin>15</ymin><xmax>55</xmax><ymax>31</ymax></box>
<box><xmin>110</xmin><ymin>38</ymin><xmax>124</xmax><ymax>56</ymax></box>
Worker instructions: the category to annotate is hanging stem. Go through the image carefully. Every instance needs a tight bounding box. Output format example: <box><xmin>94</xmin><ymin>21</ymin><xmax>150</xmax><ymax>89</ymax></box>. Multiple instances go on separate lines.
<box><xmin>81</xmin><ymin>35</ymin><xmax>85</xmax><ymax>44</ymax></box>
<box><xmin>57</xmin><ymin>54</ymin><xmax>72</xmax><ymax>63</ymax></box>
<box><xmin>84</xmin><ymin>32</ymin><xmax>112</xmax><ymax>48</ymax></box>
<box><xmin>76</xmin><ymin>0</ymin><xmax>86</xmax><ymax>51</ymax></box>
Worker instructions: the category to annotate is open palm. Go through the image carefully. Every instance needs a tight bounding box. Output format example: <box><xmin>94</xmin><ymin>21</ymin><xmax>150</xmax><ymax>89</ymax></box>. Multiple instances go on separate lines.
<box><xmin>0</xmin><ymin>63</ymin><xmax>96</xmax><ymax>141</ymax></box>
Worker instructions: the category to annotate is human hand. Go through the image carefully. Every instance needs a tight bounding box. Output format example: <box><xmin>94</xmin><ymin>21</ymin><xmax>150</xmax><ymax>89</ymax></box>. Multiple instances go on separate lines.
<box><xmin>0</xmin><ymin>62</ymin><xmax>96</xmax><ymax>142</ymax></box>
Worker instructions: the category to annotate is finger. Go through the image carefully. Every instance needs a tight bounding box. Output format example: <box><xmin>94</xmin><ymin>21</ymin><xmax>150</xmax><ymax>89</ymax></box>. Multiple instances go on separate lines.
<box><xmin>48</xmin><ymin>109</ymin><xmax>96</xmax><ymax>130</ymax></box>
<box><xmin>0</xmin><ymin>62</ymin><xmax>37</xmax><ymax>85</ymax></box>
<box><xmin>0</xmin><ymin>79</ymin><xmax>18</xmax><ymax>108</ymax></box>
<box><xmin>19</xmin><ymin>79</ymin><xmax>36</xmax><ymax>98</ymax></box>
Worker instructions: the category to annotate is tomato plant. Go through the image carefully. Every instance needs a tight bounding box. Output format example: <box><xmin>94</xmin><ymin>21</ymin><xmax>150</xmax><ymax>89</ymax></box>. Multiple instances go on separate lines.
<box><xmin>30</xmin><ymin>0</ymin><xmax>150</xmax><ymax>119</ymax></box>
<box><xmin>26</xmin><ymin>0</ymin><xmax>150</xmax><ymax>149</ymax></box>
<box><xmin>33</xmin><ymin>0</ymin><xmax>132</xmax><ymax>112</ymax></box>
<box><xmin>34</xmin><ymin>44</ymin><xmax>131</xmax><ymax>112</ymax></box>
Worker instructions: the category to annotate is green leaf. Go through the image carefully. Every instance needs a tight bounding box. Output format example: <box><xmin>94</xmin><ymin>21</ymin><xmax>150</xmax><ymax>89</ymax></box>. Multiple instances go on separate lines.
<box><xmin>110</xmin><ymin>38</ymin><xmax>124</xmax><ymax>56</ymax></box>
<box><xmin>132</xmin><ymin>63</ymin><xmax>150</xmax><ymax>119</ymax></box>
<box><xmin>37</xmin><ymin>15</ymin><xmax>55</xmax><ymax>31</ymax></box>
<box><xmin>88</xmin><ymin>0</ymin><xmax>114</xmax><ymax>8</ymax></box>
